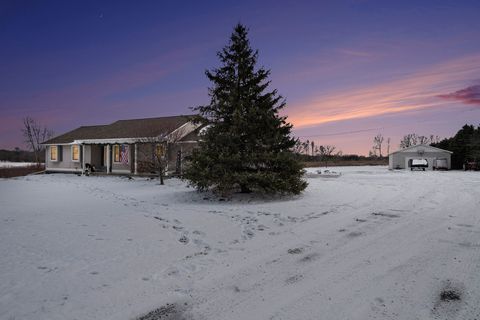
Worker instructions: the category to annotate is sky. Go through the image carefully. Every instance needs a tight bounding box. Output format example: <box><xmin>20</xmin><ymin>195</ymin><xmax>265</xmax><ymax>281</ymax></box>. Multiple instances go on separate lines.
<box><xmin>1</xmin><ymin>0</ymin><xmax>479</xmax><ymax>155</ymax></box>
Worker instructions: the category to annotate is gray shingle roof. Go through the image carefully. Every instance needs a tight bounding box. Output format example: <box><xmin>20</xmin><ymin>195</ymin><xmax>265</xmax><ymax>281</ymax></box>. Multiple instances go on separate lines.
<box><xmin>43</xmin><ymin>115</ymin><xmax>193</xmax><ymax>144</ymax></box>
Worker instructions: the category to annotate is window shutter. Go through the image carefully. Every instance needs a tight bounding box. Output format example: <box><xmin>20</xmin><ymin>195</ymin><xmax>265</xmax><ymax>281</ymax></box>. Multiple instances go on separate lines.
<box><xmin>58</xmin><ymin>146</ymin><xmax>63</xmax><ymax>161</ymax></box>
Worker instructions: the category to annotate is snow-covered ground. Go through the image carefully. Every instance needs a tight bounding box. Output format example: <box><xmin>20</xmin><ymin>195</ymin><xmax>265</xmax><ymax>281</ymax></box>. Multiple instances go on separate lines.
<box><xmin>1</xmin><ymin>167</ymin><xmax>479</xmax><ymax>320</ymax></box>
<box><xmin>0</xmin><ymin>161</ymin><xmax>38</xmax><ymax>168</ymax></box>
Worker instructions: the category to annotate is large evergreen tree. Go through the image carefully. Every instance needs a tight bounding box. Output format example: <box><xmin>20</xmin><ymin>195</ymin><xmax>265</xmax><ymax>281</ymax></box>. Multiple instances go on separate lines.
<box><xmin>432</xmin><ymin>124</ymin><xmax>480</xmax><ymax>169</ymax></box>
<box><xmin>184</xmin><ymin>24</ymin><xmax>307</xmax><ymax>195</ymax></box>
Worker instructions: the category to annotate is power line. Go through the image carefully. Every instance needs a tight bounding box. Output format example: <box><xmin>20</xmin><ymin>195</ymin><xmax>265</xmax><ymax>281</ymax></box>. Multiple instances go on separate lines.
<box><xmin>296</xmin><ymin>127</ymin><xmax>384</xmax><ymax>138</ymax></box>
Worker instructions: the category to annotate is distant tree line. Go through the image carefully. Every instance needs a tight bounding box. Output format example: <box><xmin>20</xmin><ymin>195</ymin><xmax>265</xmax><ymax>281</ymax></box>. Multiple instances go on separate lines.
<box><xmin>292</xmin><ymin>139</ymin><xmax>389</xmax><ymax>167</ymax></box>
<box><xmin>292</xmin><ymin>139</ymin><xmax>341</xmax><ymax>167</ymax></box>
<box><xmin>431</xmin><ymin>124</ymin><xmax>480</xmax><ymax>169</ymax></box>
<box><xmin>0</xmin><ymin>148</ymin><xmax>37</xmax><ymax>162</ymax></box>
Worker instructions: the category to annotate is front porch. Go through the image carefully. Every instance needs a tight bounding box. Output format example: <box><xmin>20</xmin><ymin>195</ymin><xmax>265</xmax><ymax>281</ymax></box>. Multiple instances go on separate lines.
<box><xmin>77</xmin><ymin>141</ymin><xmax>185</xmax><ymax>176</ymax></box>
<box><xmin>45</xmin><ymin>139</ymin><xmax>196</xmax><ymax>176</ymax></box>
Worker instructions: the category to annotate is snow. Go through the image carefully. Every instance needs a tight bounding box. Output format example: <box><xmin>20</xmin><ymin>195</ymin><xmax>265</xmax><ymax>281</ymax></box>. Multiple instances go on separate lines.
<box><xmin>1</xmin><ymin>167</ymin><xmax>480</xmax><ymax>320</ymax></box>
<box><xmin>0</xmin><ymin>161</ymin><xmax>38</xmax><ymax>168</ymax></box>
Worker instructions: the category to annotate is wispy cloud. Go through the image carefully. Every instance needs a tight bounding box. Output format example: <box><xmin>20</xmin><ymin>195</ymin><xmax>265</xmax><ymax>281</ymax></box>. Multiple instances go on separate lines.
<box><xmin>438</xmin><ymin>83</ymin><xmax>480</xmax><ymax>106</ymax></box>
<box><xmin>337</xmin><ymin>49</ymin><xmax>375</xmax><ymax>58</ymax></box>
<box><xmin>0</xmin><ymin>46</ymin><xmax>203</xmax><ymax>121</ymax></box>
<box><xmin>287</xmin><ymin>54</ymin><xmax>480</xmax><ymax>128</ymax></box>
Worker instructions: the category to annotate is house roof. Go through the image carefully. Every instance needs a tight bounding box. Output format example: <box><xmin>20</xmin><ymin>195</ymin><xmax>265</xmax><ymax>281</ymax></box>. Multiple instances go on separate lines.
<box><xmin>42</xmin><ymin>115</ymin><xmax>194</xmax><ymax>145</ymax></box>
<box><xmin>389</xmin><ymin>144</ymin><xmax>453</xmax><ymax>155</ymax></box>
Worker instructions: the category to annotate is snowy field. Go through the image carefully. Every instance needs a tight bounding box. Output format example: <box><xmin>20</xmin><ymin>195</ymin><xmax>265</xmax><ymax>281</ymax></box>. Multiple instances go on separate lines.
<box><xmin>0</xmin><ymin>161</ymin><xmax>38</xmax><ymax>168</ymax></box>
<box><xmin>1</xmin><ymin>166</ymin><xmax>480</xmax><ymax>320</ymax></box>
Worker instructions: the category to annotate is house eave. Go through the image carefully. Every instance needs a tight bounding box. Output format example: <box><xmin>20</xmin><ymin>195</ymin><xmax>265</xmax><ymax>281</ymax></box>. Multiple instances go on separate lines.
<box><xmin>42</xmin><ymin>137</ymin><xmax>168</xmax><ymax>145</ymax></box>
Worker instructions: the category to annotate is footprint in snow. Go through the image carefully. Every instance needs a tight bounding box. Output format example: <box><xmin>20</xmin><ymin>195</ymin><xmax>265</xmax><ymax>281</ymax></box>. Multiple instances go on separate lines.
<box><xmin>458</xmin><ymin>241</ymin><xmax>480</xmax><ymax>248</ymax></box>
<box><xmin>287</xmin><ymin>248</ymin><xmax>304</xmax><ymax>254</ymax></box>
<box><xmin>285</xmin><ymin>274</ymin><xmax>303</xmax><ymax>285</ymax></box>
<box><xmin>242</xmin><ymin>229</ymin><xmax>255</xmax><ymax>239</ymax></box>
<box><xmin>178</xmin><ymin>235</ymin><xmax>189</xmax><ymax>244</ymax></box>
<box><xmin>268</xmin><ymin>231</ymin><xmax>281</xmax><ymax>236</ymax></box>
<box><xmin>347</xmin><ymin>231</ymin><xmax>363</xmax><ymax>238</ymax></box>
<box><xmin>165</xmin><ymin>267</ymin><xmax>179</xmax><ymax>276</ymax></box>
<box><xmin>299</xmin><ymin>253</ymin><xmax>320</xmax><ymax>263</ymax></box>
<box><xmin>456</xmin><ymin>224</ymin><xmax>473</xmax><ymax>228</ymax></box>
<box><xmin>372</xmin><ymin>212</ymin><xmax>400</xmax><ymax>218</ymax></box>
<box><xmin>135</xmin><ymin>302</ymin><xmax>188</xmax><ymax>320</ymax></box>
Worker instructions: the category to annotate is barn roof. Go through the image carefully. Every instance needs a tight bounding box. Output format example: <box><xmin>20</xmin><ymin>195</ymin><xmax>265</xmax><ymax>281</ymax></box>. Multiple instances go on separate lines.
<box><xmin>42</xmin><ymin>115</ymin><xmax>194</xmax><ymax>145</ymax></box>
<box><xmin>389</xmin><ymin>144</ymin><xmax>453</xmax><ymax>155</ymax></box>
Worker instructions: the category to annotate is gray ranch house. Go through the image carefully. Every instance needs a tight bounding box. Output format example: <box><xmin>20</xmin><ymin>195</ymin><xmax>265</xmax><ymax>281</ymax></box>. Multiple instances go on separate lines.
<box><xmin>388</xmin><ymin>144</ymin><xmax>452</xmax><ymax>170</ymax></box>
<box><xmin>41</xmin><ymin>115</ymin><xmax>201</xmax><ymax>175</ymax></box>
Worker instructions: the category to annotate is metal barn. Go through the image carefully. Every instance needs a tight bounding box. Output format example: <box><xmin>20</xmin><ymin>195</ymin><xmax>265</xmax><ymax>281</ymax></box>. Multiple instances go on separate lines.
<box><xmin>388</xmin><ymin>144</ymin><xmax>452</xmax><ymax>170</ymax></box>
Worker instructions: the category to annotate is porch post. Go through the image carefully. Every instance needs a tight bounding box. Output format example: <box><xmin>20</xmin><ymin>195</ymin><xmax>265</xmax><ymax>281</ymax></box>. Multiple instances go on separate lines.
<box><xmin>180</xmin><ymin>145</ymin><xmax>183</xmax><ymax>175</ymax></box>
<box><xmin>106</xmin><ymin>144</ymin><xmax>111</xmax><ymax>174</ymax></box>
<box><xmin>134</xmin><ymin>143</ymin><xmax>138</xmax><ymax>175</ymax></box>
<box><xmin>165</xmin><ymin>143</ymin><xmax>168</xmax><ymax>175</ymax></box>
<box><xmin>82</xmin><ymin>144</ymin><xmax>86</xmax><ymax>173</ymax></box>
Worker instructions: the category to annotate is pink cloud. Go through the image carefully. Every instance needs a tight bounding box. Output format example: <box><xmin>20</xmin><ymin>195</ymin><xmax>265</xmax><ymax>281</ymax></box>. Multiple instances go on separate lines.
<box><xmin>438</xmin><ymin>84</ymin><xmax>480</xmax><ymax>106</ymax></box>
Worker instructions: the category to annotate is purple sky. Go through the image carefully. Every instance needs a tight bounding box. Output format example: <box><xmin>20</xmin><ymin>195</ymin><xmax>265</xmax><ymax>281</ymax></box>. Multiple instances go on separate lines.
<box><xmin>1</xmin><ymin>0</ymin><xmax>479</xmax><ymax>155</ymax></box>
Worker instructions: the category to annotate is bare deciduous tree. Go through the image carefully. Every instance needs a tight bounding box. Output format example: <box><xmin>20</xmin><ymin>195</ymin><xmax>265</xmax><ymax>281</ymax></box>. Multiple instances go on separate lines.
<box><xmin>22</xmin><ymin>117</ymin><xmax>54</xmax><ymax>165</ymax></box>
<box><xmin>429</xmin><ymin>135</ymin><xmax>440</xmax><ymax>144</ymax></box>
<box><xmin>418</xmin><ymin>135</ymin><xmax>429</xmax><ymax>145</ymax></box>
<box><xmin>292</xmin><ymin>139</ymin><xmax>305</xmax><ymax>155</ymax></box>
<box><xmin>400</xmin><ymin>133</ymin><xmax>419</xmax><ymax>149</ymax></box>
<box><xmin>400</xmin><ymin>133</ymin><xmax>440</xmax><ymax>149</ymax></box>
<box><xmin>318</xmin><ymin>145</ymin><xmax>338</xmax><ymax>168</ymax></box>
<box><xmin>373</xmin><ymin>133</ymin><xmax>384</xmax><ymax>157</ymax></box>
<box><xmin>303</xmin><ymin>139</ymin><xmax>310</xmax><ymax>155</ymax></box>
<box><xmin>137</xmin><ymin>125</ymin><xmax>188</xmax><ymax>185</ymax></box>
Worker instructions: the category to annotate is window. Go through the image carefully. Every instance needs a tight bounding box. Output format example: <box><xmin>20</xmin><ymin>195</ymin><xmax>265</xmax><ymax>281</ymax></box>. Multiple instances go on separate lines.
<box><xmin>72</xmin><ymin>145</ymin><xmax>80</xmax><ymax>161</ymax></box>
<box><xmin>50</xmin><ymin>146</ymin><xmax>58</xmax><ymax>161</ymax></box>
<box><xmin>113</xmin><ymin>145</ymin><xmax>121</xmax><ymax>162</ymax></box>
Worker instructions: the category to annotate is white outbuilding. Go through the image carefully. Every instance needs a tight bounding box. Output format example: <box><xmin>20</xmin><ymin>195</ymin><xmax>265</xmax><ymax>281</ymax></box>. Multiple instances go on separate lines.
<box><xmin>388</xmin><ymin>144</ymin><xmax>452</xmax><ymax>170</ymax></box>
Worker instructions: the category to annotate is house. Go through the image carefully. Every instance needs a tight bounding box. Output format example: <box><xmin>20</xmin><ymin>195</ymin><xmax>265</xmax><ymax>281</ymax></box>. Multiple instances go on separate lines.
<box><xmin>41</xmin><ymin>115</ymin><xmax>201</xmax><ymax>175</ymax></box>
<box><xmin>388</xmin><ymin>144</ymin><xmax>452</xmax><ymax>170</ymax></box>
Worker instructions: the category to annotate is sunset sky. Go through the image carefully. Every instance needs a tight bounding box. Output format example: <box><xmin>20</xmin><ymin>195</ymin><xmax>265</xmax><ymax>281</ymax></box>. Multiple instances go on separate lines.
<box><xmin>1</xmin><ymin>0</ymin><xmax>479</xmax><ymax>155</ymax></box>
